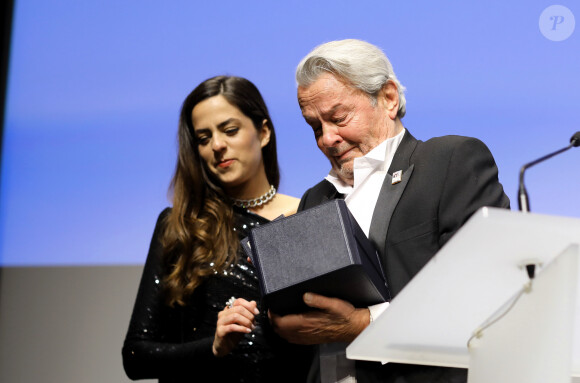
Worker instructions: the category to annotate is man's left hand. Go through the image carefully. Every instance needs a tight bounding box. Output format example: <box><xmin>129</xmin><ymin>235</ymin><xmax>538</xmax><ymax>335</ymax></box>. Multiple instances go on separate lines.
<box><xmin>269</xmin><ymin>292</ymin><xmax>370</xmax><ymax>344</ymax></box>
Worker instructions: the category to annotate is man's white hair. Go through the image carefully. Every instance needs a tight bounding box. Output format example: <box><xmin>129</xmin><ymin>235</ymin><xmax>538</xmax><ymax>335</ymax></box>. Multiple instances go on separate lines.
<box><xmin>296</xmin><ymin>39</ymin><xmax>406</xmax><ymax>117</ymax></box>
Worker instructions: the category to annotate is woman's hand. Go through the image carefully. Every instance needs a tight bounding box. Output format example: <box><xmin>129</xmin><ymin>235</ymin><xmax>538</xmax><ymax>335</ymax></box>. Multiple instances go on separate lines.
<box><xmin>212</xmin><ymin>297</ymin><xmax>259</xmax><ymax>357</ymax></box>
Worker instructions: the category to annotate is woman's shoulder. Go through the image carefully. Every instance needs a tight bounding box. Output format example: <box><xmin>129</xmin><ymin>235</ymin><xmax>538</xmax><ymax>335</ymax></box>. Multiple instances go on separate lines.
<box><xmin>253</xmin><ymin>193</ymin><xmax>299</xmax><ymax>220</ymax></box>
<box><xmin>159</xmin><ymin>207</ymin><xmax>172</xmax><ymax>219</ymax></box>
<box><xmin>274</xmin><ymin>194</ymin><xmax>300</xmax><ymax>216</ymax></box>
<box><xmin>153</xmin><ymin>207</ymin><xmax>172</xmax><ymax>229</ymax></box>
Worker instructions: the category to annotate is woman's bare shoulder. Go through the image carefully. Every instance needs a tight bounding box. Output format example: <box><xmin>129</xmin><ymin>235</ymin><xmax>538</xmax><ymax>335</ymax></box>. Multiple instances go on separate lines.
<box><xmin>252</xmin><ymin>193</ymin><xmax>300</xmax><ymax>220</ymax></box>
<box><xmin>274</xmin><ymin>193</ymin><xmax>300</xmax><ymax>216</ymax></box>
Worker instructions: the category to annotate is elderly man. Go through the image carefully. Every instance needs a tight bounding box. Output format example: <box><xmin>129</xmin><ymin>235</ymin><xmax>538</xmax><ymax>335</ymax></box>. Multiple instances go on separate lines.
<box><xmin>270</xmin><ymin>39</ymin><xmax>510</xmax><ymax>383</ymax></box>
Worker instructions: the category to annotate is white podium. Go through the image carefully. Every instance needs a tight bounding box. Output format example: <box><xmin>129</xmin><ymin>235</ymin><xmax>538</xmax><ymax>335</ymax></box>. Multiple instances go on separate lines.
<box><xmin>346</xmin><ymin>207</ymin><xmax>580</xmax><ymax>382</ymax></box>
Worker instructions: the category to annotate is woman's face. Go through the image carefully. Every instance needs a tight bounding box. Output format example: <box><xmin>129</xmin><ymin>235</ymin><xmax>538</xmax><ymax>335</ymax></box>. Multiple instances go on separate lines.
<box><xmin>191</xmin><ymin>95</ymin><xmax>270</xmax><ymax>192</ymax></box>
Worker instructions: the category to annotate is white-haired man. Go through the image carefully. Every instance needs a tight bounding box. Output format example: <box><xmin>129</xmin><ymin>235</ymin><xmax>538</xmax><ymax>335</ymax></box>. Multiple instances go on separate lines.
<box><xmin>270</xmin><ymin>39</ymin><xmax>510</xmax><ymax>383</ymax></box>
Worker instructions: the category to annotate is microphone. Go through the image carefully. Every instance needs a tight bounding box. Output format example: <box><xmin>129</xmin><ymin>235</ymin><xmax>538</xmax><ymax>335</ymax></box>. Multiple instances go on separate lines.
<box><xmin>518</xmin><ymin>132</ymin><xmax>580</xmax><ymax>212</ymax></box>
<box><xmin>571</xmin><ymin>131</ymin><xmax>580</xmax><ymax>147</ymax></box>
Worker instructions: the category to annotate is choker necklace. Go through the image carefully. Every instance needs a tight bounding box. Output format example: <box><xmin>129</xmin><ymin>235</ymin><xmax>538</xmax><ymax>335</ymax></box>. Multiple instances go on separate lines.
<box><xmin>232</xmin><ymin>185</ymin><xmax>276</xmax><ymax>209</ymax></box>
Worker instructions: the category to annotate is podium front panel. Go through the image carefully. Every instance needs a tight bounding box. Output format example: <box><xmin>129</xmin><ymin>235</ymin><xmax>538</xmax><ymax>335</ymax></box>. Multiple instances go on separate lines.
<box><xmin>346</xmin><ymin>207</ymin><xmax>580</xmax><ymax>376</ymax></box>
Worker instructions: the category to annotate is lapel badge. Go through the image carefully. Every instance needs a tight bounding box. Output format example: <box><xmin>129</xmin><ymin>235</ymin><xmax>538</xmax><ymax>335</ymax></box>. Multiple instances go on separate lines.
<box><xmin>392</xmin><ymin>170</ymin><xmax>403</xmax><ymax>185</ymax></box>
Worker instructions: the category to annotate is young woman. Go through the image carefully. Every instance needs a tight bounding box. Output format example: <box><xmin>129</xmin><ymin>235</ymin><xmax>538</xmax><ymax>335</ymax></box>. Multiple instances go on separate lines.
<box><xmin>122</xmin><ymin>76</ymin><xmax>310</xmax><ymax>382</ymax></box>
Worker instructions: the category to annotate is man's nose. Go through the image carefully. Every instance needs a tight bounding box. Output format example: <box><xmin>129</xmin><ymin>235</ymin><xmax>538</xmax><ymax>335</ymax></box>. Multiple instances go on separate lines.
<box><xmin>320</xmin><ymin>124</ymin><xmax>342</xmax><ymax>147</ymax></box>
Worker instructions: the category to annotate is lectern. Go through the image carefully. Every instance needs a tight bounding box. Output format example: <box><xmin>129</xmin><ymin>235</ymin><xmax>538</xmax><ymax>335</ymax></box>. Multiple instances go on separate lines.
<box><xmin>346</xmin><ymin>207</ymin><xmax>580</xmax><ymax>382</ymax></box>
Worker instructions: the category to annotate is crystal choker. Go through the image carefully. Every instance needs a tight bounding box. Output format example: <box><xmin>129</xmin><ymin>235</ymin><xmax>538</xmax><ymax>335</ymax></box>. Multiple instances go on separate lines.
<box><xmin>232</xmin><ymin>185</ymin><xmax>276</xmax><ymax>209</ymax></box>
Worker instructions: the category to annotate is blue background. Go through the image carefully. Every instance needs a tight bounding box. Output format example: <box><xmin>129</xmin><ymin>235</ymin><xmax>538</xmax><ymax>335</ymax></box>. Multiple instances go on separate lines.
<box><xmin>1</xmin><ymin>0</ymin><xmax>579</xmax><ymax>266</ymax></box>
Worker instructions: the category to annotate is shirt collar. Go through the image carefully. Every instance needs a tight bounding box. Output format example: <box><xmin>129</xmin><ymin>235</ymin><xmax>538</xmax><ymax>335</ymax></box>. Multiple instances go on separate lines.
<box><xmin>325</xmin><ymin>128</ymin><xmax>406</xmax><ymax>193</ymax></box>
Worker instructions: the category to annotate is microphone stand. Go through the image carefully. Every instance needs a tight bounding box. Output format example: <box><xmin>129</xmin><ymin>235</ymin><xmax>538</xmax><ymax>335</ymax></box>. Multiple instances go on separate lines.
<box><xmin>517</xmin><ymin>132</ymin><xmax>579</xmax><ymax>280</ymax></box>
<box><xmin>518</xmin><ymin>132</ymin><xmax>580</xmax><ymax>212</ymax></box>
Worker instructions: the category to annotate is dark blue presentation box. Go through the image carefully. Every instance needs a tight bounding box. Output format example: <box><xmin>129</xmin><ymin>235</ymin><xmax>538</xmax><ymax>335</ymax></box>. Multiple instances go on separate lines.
<box><xmin>242</xmin><ymin>199</ymin><xmax>390</xmax><ymax>315</ymax></box>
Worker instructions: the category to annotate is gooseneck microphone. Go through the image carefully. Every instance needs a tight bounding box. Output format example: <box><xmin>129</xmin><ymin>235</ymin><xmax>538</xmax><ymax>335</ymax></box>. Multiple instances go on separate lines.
<box><xmin>518</xmin><ymin>132</ymin><xmax>580</xmax><ymax>212</ymax></box>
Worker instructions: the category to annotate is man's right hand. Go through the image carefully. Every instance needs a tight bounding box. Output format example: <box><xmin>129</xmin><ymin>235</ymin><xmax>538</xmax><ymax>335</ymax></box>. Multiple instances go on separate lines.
<box><xmin>268</xmin><ymin>292</ymin><xmax>370</xmax><ymax>345</ymax></box>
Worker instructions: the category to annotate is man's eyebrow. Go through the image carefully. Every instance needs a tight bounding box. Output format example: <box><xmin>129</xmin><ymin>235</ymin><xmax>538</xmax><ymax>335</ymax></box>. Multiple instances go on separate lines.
<box><xmin>327</xmin><ymin>104</ymin><xmax>344</xmax><ymax>115</ymax></box>
<box><xmin>319</xmin><ymin>104</ymin><xmax>345</xmax><ymax>118</ymax></box>
<box><xmin>302</xmin><ymin>115</ymin><xmax>318</xmax><ymax>125</ymax></box>
<box><xmin>301</xmin><ymin>103</ymin><xmax>346</xmax><ymax>125</ymax></box>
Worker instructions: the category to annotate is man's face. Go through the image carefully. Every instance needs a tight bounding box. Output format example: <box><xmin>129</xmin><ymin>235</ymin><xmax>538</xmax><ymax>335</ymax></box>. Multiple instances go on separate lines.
<box><xmin>298</xmin><ymin>73</ymin><xmax>396</xmax><ymax>185</ymax></box>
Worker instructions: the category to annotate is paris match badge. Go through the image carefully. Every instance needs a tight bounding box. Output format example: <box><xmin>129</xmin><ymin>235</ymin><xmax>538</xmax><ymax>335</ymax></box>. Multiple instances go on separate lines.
<box><xmin>392</xmin><ymin>170</ymin><xmax>402</xmax><ymax>185</ymax></box>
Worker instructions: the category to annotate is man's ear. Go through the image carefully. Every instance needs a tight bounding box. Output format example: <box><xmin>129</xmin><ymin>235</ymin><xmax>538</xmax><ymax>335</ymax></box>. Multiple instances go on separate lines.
<box><xmin>259</xmin><ymin>119</ymin><xmax>271</xmax><ymax>148</ymax></box>
<box><xmin>379</xmin><ymin>81</ymin><xmax>400</xmax><ymax>120</ymax></box>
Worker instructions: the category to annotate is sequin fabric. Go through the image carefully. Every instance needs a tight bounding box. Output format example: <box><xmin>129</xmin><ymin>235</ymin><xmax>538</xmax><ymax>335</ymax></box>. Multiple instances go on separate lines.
<box><xmin>122</xmin><ymin>208</ymin><xmax>310</xmax><ymax>383</ymax></box>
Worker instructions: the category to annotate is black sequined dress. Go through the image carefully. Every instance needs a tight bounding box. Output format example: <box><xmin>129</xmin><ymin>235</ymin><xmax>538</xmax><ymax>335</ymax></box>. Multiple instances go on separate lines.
<box><xmin>122</xmin><ymin>208</ymin><xmax>311</xmax><ymax>382</ymax></box>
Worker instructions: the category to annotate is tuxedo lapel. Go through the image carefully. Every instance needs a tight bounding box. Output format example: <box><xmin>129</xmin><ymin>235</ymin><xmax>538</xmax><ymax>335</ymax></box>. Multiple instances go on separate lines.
<box><xmin>368</xmin><ymin>131</ymin><xmax>418</xmax><ymax>260</ymax></box>
<box><xmin>368</xmin><ymin>165</ymin><xmax>414</xmax><ymax>256</ymax></box>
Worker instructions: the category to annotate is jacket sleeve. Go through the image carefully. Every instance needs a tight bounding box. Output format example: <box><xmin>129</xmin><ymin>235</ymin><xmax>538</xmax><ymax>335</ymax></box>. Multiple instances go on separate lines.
<box><xmin>121</xmin><ymin>209</ymin><xmax>216</xmax><ymax>380</ymax></box>
<box><xmin>298</xmin><ymin>180</ymin><xmax>339</xmax><ymax>212</ymax></box>
<box><xmin>437</xmin><ymin>137</ymin><xmax>510</xmax><ymax>246</ymax></box>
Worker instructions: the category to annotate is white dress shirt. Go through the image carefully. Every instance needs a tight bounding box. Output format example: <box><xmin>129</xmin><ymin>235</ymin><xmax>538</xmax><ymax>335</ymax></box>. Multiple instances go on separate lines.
<box><xmin>326</xmin><ymin>128</ymin><xmax>405</xmax><ymax>237</ymax></box>
<box><xmin>319</xmin><ymin>129</ymin><xmax>405</xmax><ymax>383</ymax></box>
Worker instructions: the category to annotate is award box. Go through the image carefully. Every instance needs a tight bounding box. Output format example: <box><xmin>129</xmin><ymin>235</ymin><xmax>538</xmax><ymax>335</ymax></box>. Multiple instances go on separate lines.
<box><xmin>242</xmin><ymin>199</ymin><xmax>390</xmax><ymax>315</ymax></box>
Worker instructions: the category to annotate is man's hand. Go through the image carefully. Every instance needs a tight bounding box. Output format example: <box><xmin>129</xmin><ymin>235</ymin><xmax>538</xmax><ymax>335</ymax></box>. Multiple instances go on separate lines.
<box><xmin>269</xmin><ymin>292</ymin><xmax>370</xmax><ymax>344</ymax></box>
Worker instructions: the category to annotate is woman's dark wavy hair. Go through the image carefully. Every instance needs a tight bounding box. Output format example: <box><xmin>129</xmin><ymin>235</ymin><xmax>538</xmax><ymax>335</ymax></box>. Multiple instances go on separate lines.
<box><xmin>162</xmin><ymin>75</ymin><xmax>280</xmax><ymax>306</ymax></box>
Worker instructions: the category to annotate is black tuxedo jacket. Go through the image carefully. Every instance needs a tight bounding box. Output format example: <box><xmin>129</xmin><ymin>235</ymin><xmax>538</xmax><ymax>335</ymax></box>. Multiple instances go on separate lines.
<box><xmin>298</xmin><ymin>130</ymin><xmax>510</xmax><ymax>383</ymax></box>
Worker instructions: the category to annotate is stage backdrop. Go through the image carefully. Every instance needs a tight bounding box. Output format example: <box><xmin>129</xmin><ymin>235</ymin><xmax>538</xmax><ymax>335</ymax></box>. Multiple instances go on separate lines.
<box><xmin>1</xmin><ymin>0</ymin><xmax>579</xmax><ymax>266</ymax></box>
